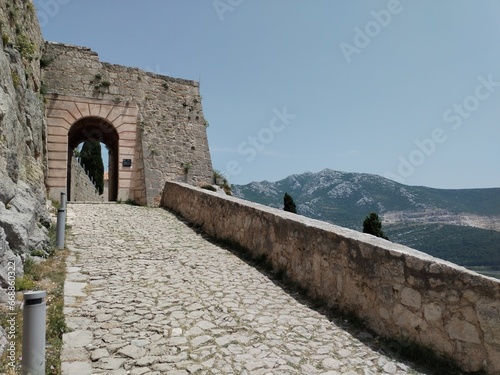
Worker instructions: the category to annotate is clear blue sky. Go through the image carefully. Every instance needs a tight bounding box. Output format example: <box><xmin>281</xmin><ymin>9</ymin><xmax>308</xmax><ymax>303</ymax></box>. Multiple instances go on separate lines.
<box><xmin>36</xmin><ymin>0</ymin><xmax>500</xmax><ymax>189</ymax></box>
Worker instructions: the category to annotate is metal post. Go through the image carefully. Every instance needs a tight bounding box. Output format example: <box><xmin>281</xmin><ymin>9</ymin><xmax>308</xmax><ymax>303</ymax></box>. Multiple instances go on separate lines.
<box><xmin>61</xmin><ymin>192</ymin><xmax>67</xmax><ymax>210</ymax></box>
<box><xmin>22</xmin><ymin>291</ymin><xmax>46</xmax><ymax>375</ymax></box>
<box><xmin>56</xmin><ymin>192</ymin><xmax>66</xmax><ymax>250</ymax></box>
<box><xmin>56</xmin><ymin>208</ymin><xmax>65</xmax><ymax>250</ymax></box>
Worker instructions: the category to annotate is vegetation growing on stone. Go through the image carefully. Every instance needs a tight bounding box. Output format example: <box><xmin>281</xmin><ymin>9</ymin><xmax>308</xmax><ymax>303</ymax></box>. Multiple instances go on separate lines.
<box><xmin>40</xmin><ymin>54</ymin><xmax>55</xmax><ymax>68</ymax></box>
<box><xmin>10</xmin><ymin>69</ymin><xmax>20</xmax><ymax>87</ymax></box>
<box><xmin>15</xmin><ymin>34</ymin><xmax>35</xmax><ymax>60</ymax></box>
<box><xmin>213</xmin><ymin>170</ymin><xmax>232</xmax><ymax>195</ymax></box>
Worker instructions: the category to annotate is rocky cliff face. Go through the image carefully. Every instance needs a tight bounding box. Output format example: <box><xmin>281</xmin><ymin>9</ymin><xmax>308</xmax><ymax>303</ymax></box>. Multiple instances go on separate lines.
<box><xmin>0</xmin><ymin>0</ymin><xmax>49</xmax><ymax>303</ymax></box>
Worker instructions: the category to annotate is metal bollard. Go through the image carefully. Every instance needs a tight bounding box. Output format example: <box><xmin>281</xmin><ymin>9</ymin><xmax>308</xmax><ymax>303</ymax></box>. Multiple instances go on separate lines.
<box><xmin>22</xmin><ymin>291</ymin><xmax>46</xmax><ymax>375</ymax></box>
<box><xmin>56</xmin><ymin>192</ymin><xmax>66</xmax><ymax>250</ymax></box>
<box><xmin>56</xmin><ymin>208</ymin><xmax>65</xmax><ymax>250</ymax></box>
<box><xmin>61</xmin><ymin>192</ymin><xmax>67</xmax><ymax>210</ymax></box>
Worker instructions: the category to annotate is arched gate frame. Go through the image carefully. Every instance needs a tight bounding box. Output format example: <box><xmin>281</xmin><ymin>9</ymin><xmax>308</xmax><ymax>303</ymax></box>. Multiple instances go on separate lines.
<box><xmin>45</xmin><ymin>94</ymin><xmax>139</xmax><ymax>202</ymax></box>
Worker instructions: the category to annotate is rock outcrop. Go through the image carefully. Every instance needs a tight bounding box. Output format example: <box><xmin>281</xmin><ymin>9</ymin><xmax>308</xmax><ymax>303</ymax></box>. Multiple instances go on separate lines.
<box><xmin>0</xmin><ymin>0</ymin><xmax>49</xmax><ymax>303</ymax></box>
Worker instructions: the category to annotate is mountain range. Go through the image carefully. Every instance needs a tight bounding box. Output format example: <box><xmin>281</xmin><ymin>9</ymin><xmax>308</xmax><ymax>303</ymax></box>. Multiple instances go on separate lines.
<box><xmin>232</xmin><ymin>169</ymin><xmax>500</xmax><ymax>272</ymax></box>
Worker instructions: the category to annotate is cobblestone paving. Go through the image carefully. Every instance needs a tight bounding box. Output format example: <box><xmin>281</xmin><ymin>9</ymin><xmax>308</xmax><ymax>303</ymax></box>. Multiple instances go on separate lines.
<box><xmin>62</xmin><ymin>204</ymin><xmax>428</xmax><ymax>375</ymax></box>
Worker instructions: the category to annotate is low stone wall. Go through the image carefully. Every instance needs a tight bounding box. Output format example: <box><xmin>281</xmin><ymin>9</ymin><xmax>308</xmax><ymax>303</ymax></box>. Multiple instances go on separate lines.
<box><xmin>161</xmin><ymin>181</ymin><xmax>500</xmax><ymax>374</ymax></box>
<box><xmin>70</xmin><ymin>157</ymin><xmax>102</xmax><ymax>202</ymax></box>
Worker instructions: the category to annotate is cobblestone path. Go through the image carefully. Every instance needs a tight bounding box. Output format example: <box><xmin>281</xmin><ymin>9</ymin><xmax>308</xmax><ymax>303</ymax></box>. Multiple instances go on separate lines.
<box><xmin>62</xmin><ymin>204</ymin><xmax>428</xmax><ymax>375</ymax></box>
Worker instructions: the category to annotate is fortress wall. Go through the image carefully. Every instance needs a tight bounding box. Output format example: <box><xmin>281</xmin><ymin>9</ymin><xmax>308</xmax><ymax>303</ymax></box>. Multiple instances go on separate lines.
<box><xmin>161</xmin><ymin>181</ymin><xmax>500</xmax><ymax>374</ymax></box>
<box><xmin>70</xmin><ymin>157</ymin><xmax>102</xmax><ymax>202</ymax></box>
<box><xmin>42</xmin><ymin>42</ymin><xmax>212</xmax><ymax>206</ymax></box>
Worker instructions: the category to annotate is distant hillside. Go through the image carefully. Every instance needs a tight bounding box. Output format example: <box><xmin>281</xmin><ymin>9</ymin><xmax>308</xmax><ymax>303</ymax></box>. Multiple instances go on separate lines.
<box><xmin>232</xmin><ymin>169</ymin><xmax>500</xmax><ymax>269</ymax></box>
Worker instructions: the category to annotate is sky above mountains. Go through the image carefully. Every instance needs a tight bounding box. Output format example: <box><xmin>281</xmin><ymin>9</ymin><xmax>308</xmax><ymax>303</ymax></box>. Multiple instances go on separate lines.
<box><xmin>36</xmin><ymin>0</ymin><xmax>500</xmax><ymax>189</ymax></box>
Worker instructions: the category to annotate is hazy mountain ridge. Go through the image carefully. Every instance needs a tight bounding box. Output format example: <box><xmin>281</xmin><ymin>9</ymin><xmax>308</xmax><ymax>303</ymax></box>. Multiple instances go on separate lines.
<box><xmin>233</xmin><ymin>168</ymin><xmax>500</xmax><ymax>229</ymax></box>
<box><xmin>232</xmin><ymin>169</ymin><xmax>500</xmax><ymax>268</ymax></box>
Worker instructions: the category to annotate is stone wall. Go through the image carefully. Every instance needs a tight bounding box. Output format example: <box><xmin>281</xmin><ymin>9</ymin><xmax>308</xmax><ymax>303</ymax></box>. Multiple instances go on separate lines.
<box><xmin>70</xmin><ymin>157</ymin><xmax>102</xmax><ymax>202</ymax></box>
<box><xmin>161</xmin><ymin>181</ymin><xmax>500</xmax><ymax>374</ymax></box>
<box><xmin>42</xmin><ymin>42</ymin><xmax>213</xmax><ymax>206</ymax></box>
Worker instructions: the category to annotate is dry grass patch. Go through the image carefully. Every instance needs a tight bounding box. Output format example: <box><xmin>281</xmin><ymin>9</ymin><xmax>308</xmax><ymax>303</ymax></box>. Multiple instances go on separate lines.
<box><xmin>0</xmin><ymin>247</ymin><xmax>69</xmax><ymax>375</ymax></box>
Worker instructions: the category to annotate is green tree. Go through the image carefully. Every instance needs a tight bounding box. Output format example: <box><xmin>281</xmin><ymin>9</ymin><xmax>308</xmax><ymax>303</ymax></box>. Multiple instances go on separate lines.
<box><xmin>284</xmin><ymin>193</ymin><xmax>297</xmax><ymax>214</ymax></box>
<box><xmin>79</xmin><ymin>141</ymin><xmax>104</xmax><ymax>195</ymax></box>
<box><xmin>363</xmin><ymin>212</ymin><xmax>389</xmax><ymax>240</ymax></box>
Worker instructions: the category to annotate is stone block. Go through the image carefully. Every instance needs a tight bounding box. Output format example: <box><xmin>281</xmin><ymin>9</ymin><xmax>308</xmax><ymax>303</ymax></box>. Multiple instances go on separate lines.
<box><xmin>47</xmin><ymin>141</ymin><xmax>68</xmax><ymax>152</ymax></box>
<box><xmin>476</xmin><ymin>298</ymin><xmax>500</xmax><ymax>346</ymax></box>
<box><xmin>75</xmin><ymin>102</ymin><xmax>91</xmax><ymax>117</ymax></box>
<box><xmin>46</xmin><ymin>108</ymin><xmax>77</xmax><ymax>124</ymax></box>
<box><xmin>423</xmin><ymin>303</ymin><xmax>442</xmax><ymax>322</ymax></box>
<box><xmin>401</xmin><ymin>287</ymin><xmax>421</xmax><ymax>309</ymax></box>
<box><xmin>445</xmin><ymin>314</ymin><xmax>481</xmax><ymax>344</ymax></box>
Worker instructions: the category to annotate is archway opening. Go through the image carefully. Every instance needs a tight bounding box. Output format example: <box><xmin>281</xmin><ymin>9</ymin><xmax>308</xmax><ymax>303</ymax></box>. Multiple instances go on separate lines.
<box><xmin>67</xmin><ymin>117</ymin><xmax>119</xmax><ymax>201</ymax></box>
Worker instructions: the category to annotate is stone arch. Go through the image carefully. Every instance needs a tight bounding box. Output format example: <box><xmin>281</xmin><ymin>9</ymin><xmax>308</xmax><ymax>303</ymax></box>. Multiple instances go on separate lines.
<box><xmin>67</xmin><ymin>117</ymin><xmax>119</xmax><ymax>201</ymax></box>
<box><xmin>45</xmin><ymin>95</ymin><xmax>139</xmax><ymax>202</ymax></box>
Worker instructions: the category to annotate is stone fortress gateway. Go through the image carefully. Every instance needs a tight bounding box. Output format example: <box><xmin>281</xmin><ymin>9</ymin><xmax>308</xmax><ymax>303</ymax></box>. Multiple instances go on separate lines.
<box><xmin>1</xmin><ymin>1</ymin><xmax>499</xmax><ymax>373</ymax></box>
<box><xmin>42</xmin><ymin>42</ymin><xmax>213</xmax><ymax>206</ymax></box>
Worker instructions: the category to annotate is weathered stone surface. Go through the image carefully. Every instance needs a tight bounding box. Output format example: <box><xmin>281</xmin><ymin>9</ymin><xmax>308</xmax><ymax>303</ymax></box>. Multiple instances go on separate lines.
<box><xmin>423</xmin><ymin>303</ymin><xmax>442</xmax><ymax>322</ymax></box>
<box><xmin>70</xmin><ymin>157</ymin><xmax>103</xmax><ymax>202</ymax></box>
<box><xmin>61</xmin><ymin>204</ymin><xmax>427</xmax><ymax>374</ymax></box>
<box><xmin>118</xmin><ymin>345</ymin><xmax>147</xmax><ymax>359</ymax></box>
<box><xmin>63</xmin><ymin>331</ymin><xmax>93</xmax><ymax>348</ymax></box>
<box><xmin>61</xmin><ymin>361</ymin><xmax>93</xmax><ymax>375</ymax></box>
<box><xmin>0</xmin><ymin>172</ymin><xmax>16</xmax><ymax>205</ymax></box>
<box><xmin>445</xmin><ymin>315</ymin><xmax>481</xmax><ymax>344</ymax></box>
<box><xmin>401</xmin><ymin>287</ymin><xmax>422</xmax><ymax>309</ymax></box>
<box><xmin>476</xmin><ymin>298</ymin><xmax>500</xmax><ymax>346</ymax></box>
<box><xmin>90</xmin><ymin>348</ymin><xmax>109</xmax><ymax>361</ymax></box>
<box><xmin>0</xmin><ymin>3</ymin><xmax>49</xmax><ymax>357</ymax></box>
<box><xmin>42</xmin><ymin>42</ymin><xmax>213</xmax><ymax>206</ymax></box>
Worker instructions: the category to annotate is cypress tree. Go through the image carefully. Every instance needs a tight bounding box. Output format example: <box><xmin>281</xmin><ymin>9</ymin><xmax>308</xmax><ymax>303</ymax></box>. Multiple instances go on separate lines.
<box><xmin>79</xmin><ymin>141</ymin><xmax>104</xmax><ymax>195</ymax></box>
<box><xmin>363</xmin><ymin>212</ymin><xmax>389</xmax><ymax>240</ymax></box>
<box><xmin>284</xmin><ymin>192</ymin><xmax>297</xmax><ymax>214</ymax></box>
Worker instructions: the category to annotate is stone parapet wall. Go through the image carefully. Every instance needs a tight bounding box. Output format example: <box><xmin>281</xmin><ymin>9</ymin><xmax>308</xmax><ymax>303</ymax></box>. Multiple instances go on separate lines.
<box><xmin>70</xmin><ymin>157</ymin><xmax>102</xmax><ymax>202</ymax></box>
<box><xmin>161</xmin><ymin>181</ymin><xmax>500</xmax><ymax>374</ymax></box>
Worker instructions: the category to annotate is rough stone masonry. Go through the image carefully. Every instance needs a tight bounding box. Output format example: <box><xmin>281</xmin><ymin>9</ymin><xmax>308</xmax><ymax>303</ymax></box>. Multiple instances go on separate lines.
<box><xmin>162</xmin><ymin>181</ymin><xmax>500</xmax><ymax>374</ymax></box>
<box><xmin>42</xmin><ymin>41</ymin><xmax>213</xmax><ymax>206</ymax></box>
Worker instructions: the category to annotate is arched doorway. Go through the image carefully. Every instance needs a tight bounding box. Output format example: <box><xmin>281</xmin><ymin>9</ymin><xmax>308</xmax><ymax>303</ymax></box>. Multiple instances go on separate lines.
<box><xmin>67</xmin><ymin>117</ymin><xmax>119</xmax><ymax>201</ymax></box>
